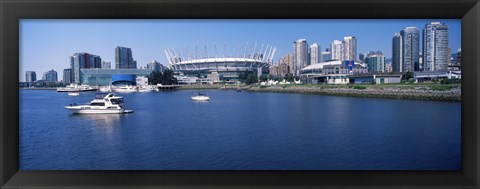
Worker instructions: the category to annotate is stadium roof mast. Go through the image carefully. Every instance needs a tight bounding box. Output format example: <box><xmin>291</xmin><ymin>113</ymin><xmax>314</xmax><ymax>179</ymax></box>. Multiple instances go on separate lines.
<box><xmin>262</xmin><ymin>45</ymin><xmax>269</xmax><ymax>62</ymax></box>
<box><xmin>235</xmin><ymin>42</ymin><xmax>238</xmax><ymax>60</ymax></box>
<box><xmin>270</xmin><ymin>47</ymin><xmax>276</xmax><ymax>64</ymax></box>
<box><xmin>243</xmin><ymin>42</ymin><xmax>248</xmax><ymax>60</ymax></box>
<box><xmin>179</xmin><ymin>48</ymin><xmax>188</xmax><ymax>70</ymax></box>
<box><xmin>243</xmin><ymin>42</ymin><xmax>249</xmax><ymax>67</ymax></box>
<box><xmin>223</xmin><ymin>43</ymin><xmax>227</xmax><ymax>58</ymax></box>
<box><xmin>265</xmin><ymin>45</ymin><xmax>273</xmax><ymax>61</ymax></box>
<box><xmin>259</xmin><ymin>44</ymin><xmax>264</xmax><ymax>60</ymax></box>
<box><xmin>204</xmin><ymin>45</ymin><xmax>207</xmax><ymax>60</ymax></box>
<box><xmin>164</xmin><ymin>48</ymin><xmax>176</xmax><ymax>68</ymax></box>
<box><xmin>251</xmin><ymin>43</ymin><xmax>257</xmax><ymax>60</ymax></box>
<box><xmin>164</xmin><ymin>49</ymin><xmax>170</xmax><ymax>65</ymax></box>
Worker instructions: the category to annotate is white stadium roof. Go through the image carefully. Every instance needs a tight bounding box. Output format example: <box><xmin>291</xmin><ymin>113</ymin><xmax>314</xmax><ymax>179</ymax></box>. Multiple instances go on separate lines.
<box><xmin>174</xmin><ymin>58</ymin><xmax>264</xmax><ymax>65</ymax></box>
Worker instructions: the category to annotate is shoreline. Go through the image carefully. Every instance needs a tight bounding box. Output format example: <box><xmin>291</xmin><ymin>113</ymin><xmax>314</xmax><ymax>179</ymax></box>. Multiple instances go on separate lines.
<box><xmin>21</xmin><ymin>84</ymin><xmax>461</xmax><ymax>102</ymax></box>
<box><xmin>179</xmin><ymin>84</ymin><xmax>461</xmax><ymax>102</ymax></box>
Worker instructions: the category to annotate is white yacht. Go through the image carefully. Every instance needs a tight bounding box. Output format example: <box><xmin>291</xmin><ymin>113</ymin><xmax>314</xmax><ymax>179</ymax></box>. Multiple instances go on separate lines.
<box><xmin>138</xmin><ymin>85</ymin><xmax>156</xmax><ymax>92</ymax></box>
<box><xmin>113</xmin><ymin>85</ymin><xmax>138</xmax><ymax>93</ymax></box>
<box><xmin>57</xmin><ymin>84</ymin><xmax>97</xmax><ymax>92</ymax></box>
<box><xmin>191</xmin><ymin>92</ymin><xmax>210</xmax><ymax>101</ymax></box>
<box><xmin>65</xmin><ymin>93</ymin><xmax>133</xmax><ymax>114</ymax></box>
<box><xmin>99</xmin><ymin>85</ymin><xmax>112</xmax><ymax>92</ymax></box>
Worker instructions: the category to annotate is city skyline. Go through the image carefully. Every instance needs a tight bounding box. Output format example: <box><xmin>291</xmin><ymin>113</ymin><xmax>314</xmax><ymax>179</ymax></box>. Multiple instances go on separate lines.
<box><xmin>20</xmin><ymin>19</ymin><xmax>461</xmax><ymax>82</ymax></box>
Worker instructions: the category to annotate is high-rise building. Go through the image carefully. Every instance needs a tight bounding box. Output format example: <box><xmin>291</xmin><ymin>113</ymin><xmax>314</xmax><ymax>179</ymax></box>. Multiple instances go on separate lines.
<box><xmin>365</xmin><ymin>51</ymin><xmax>385</xmax><ymax>73</ymax></box>
<box><xmin>278</xmin><ymin>63</ymin><xmax>290</xmax><ymax>76</ymax></box>
<box><xmin>392</xmin><ymin>32</ymin><xmax>403</xmax><ymax>72</ymax></box>
<box><xmin>25</xmin><ymin>71</ymin><xmax>36</xmax><ymax>83</ymax></box>
<box><xmin>115</xmin><ymin>46</ymin><xmax>137</xmax><ymax>69</ymax></box>
<box><xmin>92</xmin><ymin>55</ymin><xmax>102</xmax><ymax>68</ymax></box>
<box><xmin>423</xmin><ymin>22</ymin><xmax>449</xmax><ymax>71</ymax></box>
<box><xmin>342</xmin><ymin>36</ymin><xmax>357</xmax><ymax>61</ymax></box>
<box><xmin>293</xmin><ymin>39</ymin><xmax>309</xmax><ymax>76</ymax></box>
<box><xmin>71</xmin><ymin>53</ymin><xmax>82</xmax><ymax>84</ymax></box>
<box><xmin>147</xmin><ymin>60</ymin><xmax>165</xmax><ymax>72</ymax></box>
<box><xmin>43</xmin><ymin>69</ymin><xmax>58</xmax><ymax>82</ymax></box>
<box><xmin>448</xmin><ymin>48</ymin><xmax>452</xmax><ymax>64</ymax></box>
<box><xmin>63</xmin><ymin>68</ymin><xmax>73</xmax><ymax>84</ymax></box>
<box><xmin>359</xmin><ymin>53</ymin><xmax>367</xmax><ymax>63</ymax></box>
<box><xmin>102</xmin><ymin>61</ymin><xmax>111</xmax><ymax>69</ymax></box>
<box><xmin>278</xmin><ymin>53</ymin><xmax>293</xmax><ymax>76</ymax></box>
<box><xmin>70</xmin><ymin>52</ymin><xmax>102</xmax><ymax>84</ymax></box>
<box><xmin>419</xmin><ymin>53</ymin><xmax>423</xmax><ymax>68</ymax></box>
<box><xmin>331</xmin><ymin>40</ymin><xmax>343</xmax><ymax>61</ymax></box>
<box><xmin>309</xmin><ymin>43</ymin><xmax>321</xmax><ymax>64</ymax></box>
<box><xmin>322</xmin><ymin>51</ymin><xmax>331</xmax><ymax>62</ymax></box>
<box><xmin>400</xmin><ymin>27</ymin><xmax>420</xmax><ymax>72</ymax></box>
<box><xmin>456</xmin><ymin>48</ymin><xmax>461</xmax><ymax>65</ymax></box>
<box><xmin>269</xmin><ymin>65</ymin><xmax>279</xmax><ymax>76</ymax></box>
<box><xmin>287</xmin><ymin>53</ymin><xmax>294</xmax><ymax>75</ymax></box>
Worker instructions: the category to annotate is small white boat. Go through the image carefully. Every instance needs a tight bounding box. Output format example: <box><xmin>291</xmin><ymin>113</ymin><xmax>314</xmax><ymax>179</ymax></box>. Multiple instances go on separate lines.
<box><xmin>68</xmin><ymin>92</ymin><xmax>80</xmax><ymax>96</ymax></box>
<box><xmin>113</xmin><ymin>85</ymin><xmax>138</xmax><ymax>93</ymax></box>
<box><xmin>65</xmin><ymin>93</ymin><xmax>133</xmax><ymax>114</ymax></box>
<box><xmin>191</xmin><ymin>92</ymin><xmax>210</xmax><ymax>101</ymax></box>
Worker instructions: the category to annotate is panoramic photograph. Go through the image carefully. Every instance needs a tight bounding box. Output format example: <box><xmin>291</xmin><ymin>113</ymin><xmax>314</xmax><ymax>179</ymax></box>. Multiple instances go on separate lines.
<box><xmin>19</xmin><ymin>19</ymin><xmax>461</xmax><ymax>170</ymax></box>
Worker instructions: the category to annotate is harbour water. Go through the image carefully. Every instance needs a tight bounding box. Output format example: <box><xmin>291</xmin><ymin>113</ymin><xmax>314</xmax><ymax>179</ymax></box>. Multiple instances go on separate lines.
<box><xmin>19</xmin><ymin>89</ymin><xmax>461</xmax><ymax>170</ymax></box>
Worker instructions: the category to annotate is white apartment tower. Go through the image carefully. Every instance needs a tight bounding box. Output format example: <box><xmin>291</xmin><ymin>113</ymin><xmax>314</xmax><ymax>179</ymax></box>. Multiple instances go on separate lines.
<box><xmin>330</xmin><ymin>40</ymin><xmax>343</xmax><ymax>61</ymax></box>
<box><xmin>293</xmin><ymin>39</ymin><xmax>309</xmax><ymax>76</ymax></box>
<box><xmin>342</xmin><ymin>36</ymin><xmax>357</xmax><ymax>61</ymax></box>
<box><xmin>423</xmin><ymin>22</ymin><xmax>449</xmax><ymax>71</ymax></box>
<box><xmin>309</xmin><ymin>43</ymin><xmax>322</xmax><ymax>64</ymax></box>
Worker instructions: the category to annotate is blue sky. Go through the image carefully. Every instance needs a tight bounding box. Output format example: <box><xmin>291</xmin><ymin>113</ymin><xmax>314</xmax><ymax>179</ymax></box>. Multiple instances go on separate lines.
<box><xmin>20</xmin><ymin>19</ymin><xmax>461</xmax><ymax>82</ymax></box>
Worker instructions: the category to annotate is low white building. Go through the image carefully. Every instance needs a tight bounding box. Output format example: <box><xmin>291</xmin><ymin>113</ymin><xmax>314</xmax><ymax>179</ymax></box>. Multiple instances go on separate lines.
<box><xmin>414</xmin><ymin>71</ymin><xmax>461</xmax><ymax>83</ymax></box>
<box><xmin>300</xmin><ymin>60</ymin><xmax>368</xmax><ymax>84</ymax></box>
<box><xmin>175</xmin><ymin>75</ymin><xmax>213</xmax><ymax>85</ymax></box>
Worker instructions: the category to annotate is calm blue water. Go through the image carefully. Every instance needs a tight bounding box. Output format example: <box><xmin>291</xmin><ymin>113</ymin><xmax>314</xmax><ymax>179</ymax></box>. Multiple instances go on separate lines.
<box><xmin>19</xmin><ymin>89</ymin><xmax>461</xmax><ymax>170</ymax></box>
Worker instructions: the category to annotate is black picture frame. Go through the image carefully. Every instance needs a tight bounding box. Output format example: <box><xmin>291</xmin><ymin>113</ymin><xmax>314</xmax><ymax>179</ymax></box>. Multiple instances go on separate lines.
<box><xmin>1</xmin><ymin>0</ymin><xmax>479</xmax><ymax>188</ymax></box>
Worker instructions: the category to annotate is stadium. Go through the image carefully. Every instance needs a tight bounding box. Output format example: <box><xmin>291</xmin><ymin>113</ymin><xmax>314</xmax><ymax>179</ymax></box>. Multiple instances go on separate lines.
<box><xmin>165</xmin><ymin>43</ymin><xmax>276</xmax><ymax>83</ymax></box>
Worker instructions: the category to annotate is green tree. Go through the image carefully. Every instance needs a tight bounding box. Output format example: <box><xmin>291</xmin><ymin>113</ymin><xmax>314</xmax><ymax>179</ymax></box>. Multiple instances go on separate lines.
<box><xmin>259</xmin><ymin>74</ymin><xmax>268</xmax><ymax>82</ymax></box>
<box><xmin>275</xmin><ymin>75</ymin><xmax>283</xmax><ymax>82</ymax></box>
<box><xmin>268</xmin><ymin>74</ymin><xmax>274</xmax><ymax>80</ymax></box>
<box><xmin>285</xmin><ymin>73</ymin><xmax>295</xmax><ymax>82</ymax></box>
<box><xmin>403</xmin><ymin>71</ymin><xmax>414</xmax><ymax>81</ymax></box>
<box><xmin>245</xmin><ymin>73</ymin><xmax>258</xmax><ymax>85</ymax></box>
<box><xmin>46</xmin><ymin>82</ymin><xmax>55</xmax><ymax>88</ymax></box>
<box><xmin>162</xmin><ymin>69</ymin><xmax>178</xmax><ymax>85</ymax></box>
<box><xmin>148</xmin><ymin>71</ymin><xmax>164</xmax><ymax>85</ymax></box>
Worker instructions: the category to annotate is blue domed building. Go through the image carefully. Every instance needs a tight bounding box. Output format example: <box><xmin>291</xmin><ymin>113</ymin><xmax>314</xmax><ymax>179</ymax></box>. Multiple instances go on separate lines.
<box><xmin>111</xmin><ymin>74</ymin><xmax>136</xmax><ymax>86</ymax></box>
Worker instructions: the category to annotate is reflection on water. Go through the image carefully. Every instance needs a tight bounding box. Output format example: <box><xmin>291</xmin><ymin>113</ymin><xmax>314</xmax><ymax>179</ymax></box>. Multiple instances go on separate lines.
<box><xmin>71</xmin><ymin>114</ymin><xmax>123</xmax><ymax>127</ymax></box>
<box><xmin>70</xmin><ymin>114</ymin><xmax>124</xmax><ymax>142</ymax></box>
